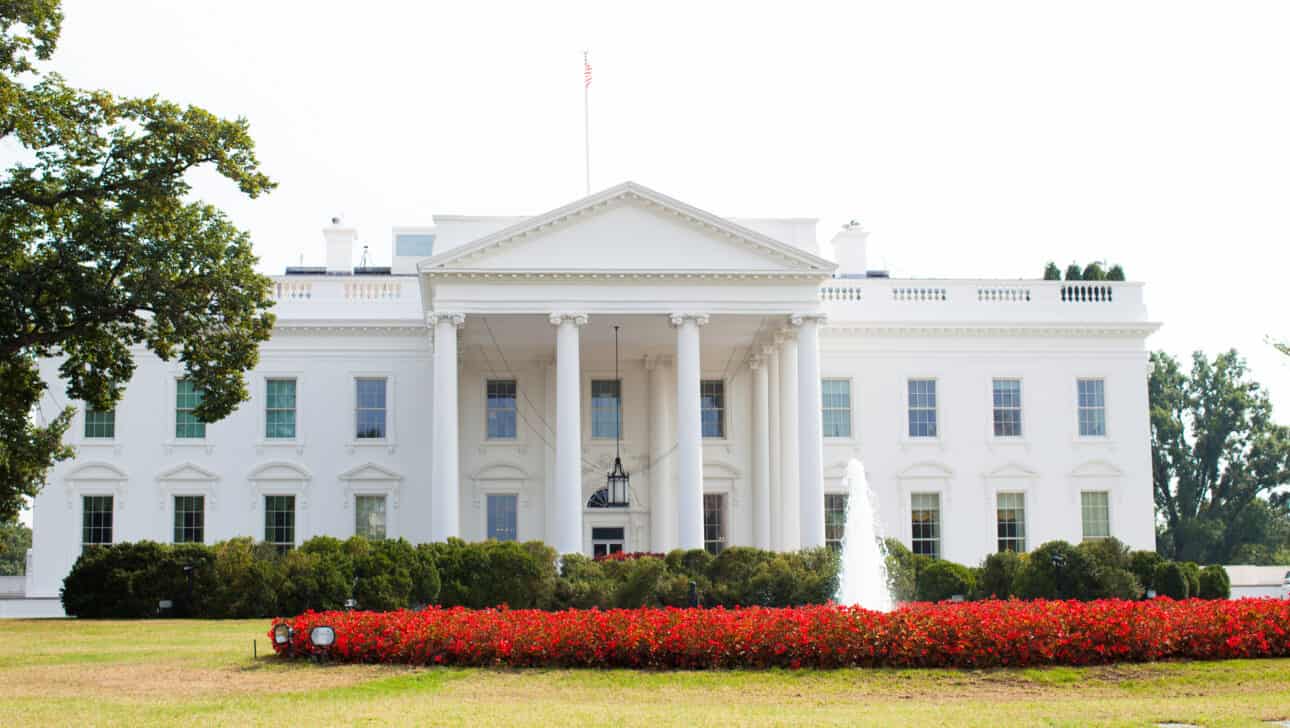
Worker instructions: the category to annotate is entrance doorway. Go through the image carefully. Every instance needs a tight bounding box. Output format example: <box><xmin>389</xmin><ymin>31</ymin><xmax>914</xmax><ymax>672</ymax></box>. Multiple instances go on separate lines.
<box><xmin>591</xmin><ymin>526</ymin><xmax>625</xmax><ymax>557</ymax></box>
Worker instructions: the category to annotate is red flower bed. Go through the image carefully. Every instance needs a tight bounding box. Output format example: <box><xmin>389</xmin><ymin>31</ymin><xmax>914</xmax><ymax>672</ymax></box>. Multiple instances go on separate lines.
<box><xmin>269</xmin><ymin>598</ymin><xmax>1290</xmax><ymax>669</ymax></box>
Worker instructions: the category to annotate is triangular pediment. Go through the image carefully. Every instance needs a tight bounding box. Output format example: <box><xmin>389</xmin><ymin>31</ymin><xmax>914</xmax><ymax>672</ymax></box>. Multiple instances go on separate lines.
<box><xmin>66</xmin><ymin>461</ymin><xmax>128</xmax><ymax>481</ymax></box>
<box><xmin>1071</xmin><ymin>460</ymin><xmax>1123</xmax><ymax>478</ymax></box>
<box><xmin>419</xmin><ymin>182</ymin><xmax>835</xmax><ymax>276</ymax></box>
<box><xmin>339</xmin><ymin>462</ymin><xmax>403</xmax><ymax>482</ymax></box>
<box><xmin>985</xmin><ymin>462</ymin><xmax>1039</xmax><ymax>479</ymax></box>
<box><xmin>156</xmin><ymin>462</ymin><xmax>219</xmax><ymax>482</ymax></box>
<box><xmin>247</xmin><ymin>461</ymin><xmax>312</xmax><ymax>482</ymax></box>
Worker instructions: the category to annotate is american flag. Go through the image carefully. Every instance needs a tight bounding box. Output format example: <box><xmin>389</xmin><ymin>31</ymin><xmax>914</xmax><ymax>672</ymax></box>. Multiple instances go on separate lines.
<box><xmin>584</xmin><ymin>52</ymin><xmax>592</xmax><ymax>88</ymax></box>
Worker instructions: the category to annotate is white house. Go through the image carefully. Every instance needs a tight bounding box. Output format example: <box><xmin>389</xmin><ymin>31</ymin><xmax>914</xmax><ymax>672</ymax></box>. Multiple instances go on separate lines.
<box><xmin>26</xmin><ymin>181</ymin><xmax>1159</xmax><ymax>598</ymax></box>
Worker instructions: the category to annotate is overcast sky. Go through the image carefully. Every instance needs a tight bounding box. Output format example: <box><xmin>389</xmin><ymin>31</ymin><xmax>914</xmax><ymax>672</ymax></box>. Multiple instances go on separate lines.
<box><xmin>38</xmin><ymin>0</ymin><xmax>1290</xmax><ymax>418</ymax></box>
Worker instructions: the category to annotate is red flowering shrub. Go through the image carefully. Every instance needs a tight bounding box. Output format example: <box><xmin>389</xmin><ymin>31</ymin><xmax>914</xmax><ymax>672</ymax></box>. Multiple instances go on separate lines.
<box><xmin>269</xmin><ymin>598</ymin><xmax>1290</xmax><ymax>669</ymax></box>
<box><xmin>594</xmin><ymin>552</ymin><xmax>665</xmax><ymax>563</ymax></box>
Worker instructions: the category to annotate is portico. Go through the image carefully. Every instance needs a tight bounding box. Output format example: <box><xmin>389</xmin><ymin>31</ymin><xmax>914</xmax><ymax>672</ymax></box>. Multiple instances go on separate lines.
<box><xmin>417</xmin><ymin>182</ymin><xmax>836</xmax><ymax>555</ymax></box>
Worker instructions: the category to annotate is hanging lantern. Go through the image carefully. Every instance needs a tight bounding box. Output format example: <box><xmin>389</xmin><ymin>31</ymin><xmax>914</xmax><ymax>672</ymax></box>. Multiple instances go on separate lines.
<box><xmin>605</xmin><ymin>325</ymin><xmax>630</xmax><ymax>507</ymax></box>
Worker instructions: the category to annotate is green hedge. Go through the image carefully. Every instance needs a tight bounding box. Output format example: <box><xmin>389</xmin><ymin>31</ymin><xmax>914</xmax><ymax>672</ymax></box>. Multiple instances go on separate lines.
<box><xmin>60</xmin><ymin>538</ymin><xmax>839</xmax><ymax>618</ymax></box>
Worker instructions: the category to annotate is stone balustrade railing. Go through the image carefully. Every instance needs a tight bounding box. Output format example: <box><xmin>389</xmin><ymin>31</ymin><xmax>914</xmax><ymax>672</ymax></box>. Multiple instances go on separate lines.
<box><xmin>820</xmin><ymin>279</ymin><xmax>1148</xmax><ymax>324</ymax></box>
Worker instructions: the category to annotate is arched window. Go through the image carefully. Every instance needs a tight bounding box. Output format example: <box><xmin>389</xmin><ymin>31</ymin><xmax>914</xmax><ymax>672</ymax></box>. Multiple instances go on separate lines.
<box><xmin>586</xmin><ymin>487</ymin><xmax>627</xmax><ymax>508</ymax></box>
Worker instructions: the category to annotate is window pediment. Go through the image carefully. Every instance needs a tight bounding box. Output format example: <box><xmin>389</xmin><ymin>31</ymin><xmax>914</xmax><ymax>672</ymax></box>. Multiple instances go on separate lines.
<box><xmin>898</xmin><ymin>461</ymin><xmax>954</xmax><ymax>480</ymax></box>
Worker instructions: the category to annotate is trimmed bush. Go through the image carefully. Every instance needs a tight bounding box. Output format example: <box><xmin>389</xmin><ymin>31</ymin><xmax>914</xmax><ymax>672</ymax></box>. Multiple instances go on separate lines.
<box><xmin>1013</xmin><ymin>541</ymin><xmax>1099</xmax><ymax>600</ymax></box>
<box><xmin>1180</xmin><ymin>562</ymin><xmax>1202</xmax><ymax>599</ymax></box>
<box><xmin>1043</xmin><ymin>262</ymin><xmax>1062</xmax><ymax>280</ymax></box>
<box><xmin>883</xmin><ymin>538</ymin><xmax>927</xmax><ymax>603</ymax></box>
<box><xmin>916</xmin><ymin>560</ymin><xmax>975</xmax><ymax>602</ymax></box>
<box><xmin>975</xmin><ymin>551</ymin><xmax>1022</xmax><ymax>599</ymax></box>
<box><xmin>1153</xmin><ymin>562</ymin><xmax>1190</xmax><ymax>599</ymax></box>
<box><xmin>1128</xmin><ymin>550</ymin><xmax>1164</xmax><ymax>592</ymax></box>
<box><xmin>1064</xmin><ymin>263</ymin><xmax>1083</xmax><ymax>281</ymax></box>
<box><xmin>1199</xmin><ymin>565</ymin><xmax>1231</xmax><ymax>600</ymax></box>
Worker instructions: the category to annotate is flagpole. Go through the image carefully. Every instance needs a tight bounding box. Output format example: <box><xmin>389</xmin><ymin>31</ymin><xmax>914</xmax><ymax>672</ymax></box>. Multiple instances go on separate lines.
<box><xmin>583</xmin><ymin>51</ymin><xmax>591</xmax><ymax>196</ymax></box>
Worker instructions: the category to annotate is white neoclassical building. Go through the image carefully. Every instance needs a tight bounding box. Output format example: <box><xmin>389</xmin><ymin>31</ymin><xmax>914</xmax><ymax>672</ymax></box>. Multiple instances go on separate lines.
<box><xmin>26</xmin><ymin>182</ymin><xmax>1159</xmax><ymax>597</ymax></box>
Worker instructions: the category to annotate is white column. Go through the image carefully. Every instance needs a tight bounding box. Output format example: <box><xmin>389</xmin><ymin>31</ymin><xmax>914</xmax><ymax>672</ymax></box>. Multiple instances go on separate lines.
<box><xmin>765</xmin><ymin>344</ymin><xmax>781</xmax><ymax>550</ymax></box>
<box><xmin>794</xmin><ymin>313</ymin><xmax>827</xmax><ymax>549</ymax></box>
<box><xmin>429</xmin><ymin>312</ymin><xmax>464</xmax><ymax>542</ymax></box>
<box><xmin>778</xmin><ymin>331</ymin><xmax>801</xmax><ymax>550</ymax></box>
<box><xmin>550</xmin><ymin>312</ymin><xmax>588</xmax><ymax>556</ymax></box>
<box><xmin>750</xmin><ymin>355</ymin><xmax>772</xmax><ymax>550</ymax></box>
<box><xmin>647</xmin><ymin>356</ymin><xmax>677</xmax><ymax>552</ymax></box>
<box><xmin>671</xmin><ymin>313</ymin><xmax>708</xmax><ymax>551</ymax></box>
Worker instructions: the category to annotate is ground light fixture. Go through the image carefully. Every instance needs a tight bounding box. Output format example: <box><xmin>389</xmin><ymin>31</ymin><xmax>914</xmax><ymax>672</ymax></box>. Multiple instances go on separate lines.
<box><xmin>309</xmin><ymin>626</ymin><xmax>336</xmax><ymax>648</ymax></box>
<box><xmin>272</xmin><ymin>623</ymin><xmax>293</xmax><ymax>646</ymax></box>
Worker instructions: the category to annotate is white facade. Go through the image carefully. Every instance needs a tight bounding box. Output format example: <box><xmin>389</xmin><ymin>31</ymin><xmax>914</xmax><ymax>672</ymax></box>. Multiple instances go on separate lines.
<box><xmin>27</xmin><ymin>182</ymin><xmax>1159</xmax><ymax>597</ymax></box>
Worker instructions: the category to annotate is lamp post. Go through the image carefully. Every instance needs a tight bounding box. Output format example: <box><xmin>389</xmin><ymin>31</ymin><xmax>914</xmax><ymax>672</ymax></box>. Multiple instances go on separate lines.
<box><xmin>606</xmin><ymin>325</ymin><xmax>630</xmax><ymax>508</ymax></box>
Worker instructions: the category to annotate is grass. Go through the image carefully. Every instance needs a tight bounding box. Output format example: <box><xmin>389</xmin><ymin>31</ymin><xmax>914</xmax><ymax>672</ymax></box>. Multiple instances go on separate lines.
<box><xmin>1</xmin><ymin>619</ymin><xmax>1289</xmax><ymax>726</ymax></box>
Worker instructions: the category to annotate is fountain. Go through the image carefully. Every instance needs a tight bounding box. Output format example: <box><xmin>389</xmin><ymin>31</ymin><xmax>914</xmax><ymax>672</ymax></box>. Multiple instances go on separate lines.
<box><xmin>835</xmin><ymin>458</ymin><xmax>894</xmax><ymax>612</ymax></box>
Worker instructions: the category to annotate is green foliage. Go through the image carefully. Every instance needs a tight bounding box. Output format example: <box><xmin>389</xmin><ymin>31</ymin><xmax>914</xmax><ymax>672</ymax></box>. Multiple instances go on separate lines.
<box><xmin>1198</xmin><ymin>565</ymin><xmax>1231</xmax><ymax>599</ymax></box>
<box><xmin>1128</xmin><ymin>550</ymin><xmax>1164</xmax><ymax>591</ymax></box>
<box><xmin>1152</xmin><ymin>561</ymin><xmax>1190</xmax><ymax>599</ymax></box>
<box><xmin>1107</xmin><ymin>264</ymin><xmax>1126</xmax><ymax>281</ymax></box>
<box><xmin>975</xmin><ymin>551</ymin><xmax>1022</xmax><ymax>599</ymax></box>
<box><xmin>346</xmin><ymin>538</ymin><xmax>417</xmax><ymax>612</ymax></box>
<box><xmin>1179</xmin><ymin>561</ymin><xmax>1201</xmax><ymax>597</ymax></box>
<box><xmin>1043</xmin><ymin>262</ymin><xmax>1062</xmax><ymax>280</ymax></box>
<box><xmin>0</xmin><ymin>519</ymin><xmax>31</xmax><ymax>575</ymax></box>
<box><xmin>59</xmin><ymin>540</ymin><xmax>211</xmax><ymax>618</ymax></box>
<box><xmin>1077</xmin><ymin>538</ymin><xmax>1144</xmax><ymax>599</ymax></box>
<box><xmin>1064</xmin><ymin>263</ymin><xmax>1083</xmax><ymax>281</ymax></box>
<box><xmin>915</xmin><ymin>560</ymin><xmax>975</xmax><ymax>602</ymax></box>
<box><xmin>1081</xmin><ymin>262</ymin><xmax>1106</xmax><ymax>281</ymax></box>
<box><xmin>883</xmin><ymin>537</ymin><xmax>927</xmax><ymax>602</ymax></box>
<box><xmin>1013</xmin><ymin>541</ymin><xmax>1099</xmax><ymax>600</ymax></box>
<box><xmin>1149</xmin><ymin>350</ymin><xmax>1290</xmax><ymax>564</ymax></box>
<box><xmin>0</xmin><ymin>0</ymin><xmax>276</xmax><ymax>519</ymax></box>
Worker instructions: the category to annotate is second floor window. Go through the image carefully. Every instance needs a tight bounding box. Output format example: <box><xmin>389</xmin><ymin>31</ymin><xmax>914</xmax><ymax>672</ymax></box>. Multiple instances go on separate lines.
<box><xmin>265</xmin><ymin>379</ymin><xmax>297</xmax><ymax>439</ymax></box>
<box><xmin>992</xmin><ymin>379</ymin><xmax>1022</xmax><ymax>437</ymax></box>
<box><xmin>84</xmin><ymin>406</ymin><xmax>115</xmax><ymax>439</ymax></box>
<box><xmin>907</xmin><ymin>379</ymin><xmax>937</xmax><ymax>438</ymax></box>
<box><xmin>173</xmin><ymin>495</ymin><xmax>204</xmax><ymax>544</ymax></box>
<box><xmin>486</xmin><ymin>379</ymin><xmax>518</xmax><ymax>439</ymax></box>
<box><xmin>822</xmin><ymin>379</ymin><xmax>852</xmax><ymax>438</ymax></box>
<box><xmin>701</xmin><ymin>379</ymin><xmax>725</xmax><ymax>438</ymax></box>
<box><xmin>175</xmin><ymin>380</ymin><xmax>205</xmax><ymax>439</ymax></box>
<box><xmin>1078</xmin><ymin>379</ymin><xmax>1106</xmax><ymax>436</ymax></box>
<box><xmin>355</xmin><ymin>378</ymin><xmax>387</xmax><ymax>439</ymax></box>
<box><xmin>591</xmin><ymin>379</ymin><xmax>621</xmax><ymax>439</ymax></box>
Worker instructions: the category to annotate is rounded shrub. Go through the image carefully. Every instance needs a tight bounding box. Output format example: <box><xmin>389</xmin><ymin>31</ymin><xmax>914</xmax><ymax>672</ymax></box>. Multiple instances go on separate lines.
<box><xmin>916</xmin><ymin>560</ymin><xmax>975</xmax><ymax>602</ymax></box>
<box><xmin>975</xmin><ymin>551</ymin><xmax>1022</xmax><ymax>599</ymax></box>
<box><xmin>1152</xmin><ymin>562</ymin><xmax>1190</xmax><ymax>599</ymax></box>
<box><xmin>1128</xmin><ymin>550</ymin><xmax>1164</xmax><ymax>593</ymax></box>
<box><xmin>1179</xmin><ymin>562</ymin><xmax>1202</xmax><ymax>599</ymax></box>
<box><xmin>1198</xmin><ymin>565</ymin><xmax>1231</xmax><ymax>600</ymax></box>
<box><xmin>1013</xmin><ymin>541</ymin><xmax>1098</xmax><ymax>600</ymax></box>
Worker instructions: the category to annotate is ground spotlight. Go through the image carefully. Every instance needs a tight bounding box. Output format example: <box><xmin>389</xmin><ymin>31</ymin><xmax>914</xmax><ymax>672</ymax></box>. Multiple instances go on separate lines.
<box><xmin>309</xmin><ymin>626</ymin><xmax>336</xmax><ymax>648</ymax></box>
<box><xmin>272</xmin><ymin>623</ymin><xmax>293</xmax><ymax>645</ymax></box>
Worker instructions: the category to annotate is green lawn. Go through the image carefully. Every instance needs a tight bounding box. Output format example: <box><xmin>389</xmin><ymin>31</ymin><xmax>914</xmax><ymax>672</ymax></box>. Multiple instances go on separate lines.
<box><xmin>1</xmin><ymin>619</ymin><xmax>1289</xmax><ymax>727</ymax></box>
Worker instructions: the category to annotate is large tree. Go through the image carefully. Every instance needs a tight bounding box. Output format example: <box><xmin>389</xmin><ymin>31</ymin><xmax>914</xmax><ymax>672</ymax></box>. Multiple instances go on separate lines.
<box><xmin>1150</xmin><ymin>350</ymin><xmax>1290</xmax><ymax>563</ymax></box>
<box><xmin>0</xmin><ymin>1</ymin><xmax>275</xmax><ymax>520</ymax></box>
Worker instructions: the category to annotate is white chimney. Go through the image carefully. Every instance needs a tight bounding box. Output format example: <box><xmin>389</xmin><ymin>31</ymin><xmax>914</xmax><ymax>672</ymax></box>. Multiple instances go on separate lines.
<box><xmin>831</xmin><ymin>223</ymin><xmax>869</xmax><ymax>278</ymax></box>
<box><xmin>323</xmin><ymin>217</ymin><xmax>356</xmax><ymax>274</ymax></box>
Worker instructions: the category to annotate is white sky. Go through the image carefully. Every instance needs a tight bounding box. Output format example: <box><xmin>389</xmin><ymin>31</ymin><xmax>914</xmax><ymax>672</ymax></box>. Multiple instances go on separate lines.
<box><xmin>33</xmin><ymin>0</ymin><xmax>1290</xmax><ymax>420</ymax></box>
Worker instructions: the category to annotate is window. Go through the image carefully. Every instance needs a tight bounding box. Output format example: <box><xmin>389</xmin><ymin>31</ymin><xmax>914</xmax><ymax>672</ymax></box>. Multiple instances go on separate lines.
<box><xmin>394</xmin><ymin>232</ymin><xmax>436</xmax><ymax>257</ymax></box>
<box><xmin>992</xmin><ymin>378</ymin><xmax>1022</xmax><ymax>437</ymax></box>
<box><xmin>81</xmin><ymin>495</ymin><xmax>113</xmax><ymax>551</ymax></box>
<box><xmin>907</xmin><ymin>379</ymin><xmax>937</xmax><ymax>438</ymax></box>
<box><xmin>1081</xmin><ymin>491</ymin><xmax>1111</xmax><ymax>541</ymax></box>
<box><xmin>590</xmin><ymin>379</ymin><xmax>621</xmax><ymax>439</ymax></box>
<box><xmin>910</xmin><ymin>493</ymin><xmax>941</xmax><ymax>559</ymax></box>
<box><xmin>822</xmin><ymin>379</ymin><xmax>852</xmax><ymax>438</ymax></box>
<box><xmin>591</xmin><ymin>526</ymin><xmax>625</xmax><ymax>558</ymax></box>
<box><xmin>824</xmin><ymin>493</ymin><xmax>848</xmax><ymax>551</ymax></box>
<box><xmin>173</xmin><ymin>495</ymin><xmax>204</xmax><ymax>544</ymax></box>
<box><xmin>486</xmin><ymin>494</ymin><xmax>518</xmax><ymax>542</ymax></box>
<box><xmin>355</xmin><ymin>495</ymin><xmax>387</xmax><ymax>540</ymax></box>
<box><xmin>486</xmin><ymin>379</ymin><xmax>518</xmax><ymax>440</ymax></box>
<box><xmin>84</xmin><ymin>406</ymin><xmax>115</xmax><ymax>439</ymax></box>
<box><xmin>703</xmin><ymin>493</ymin><xmax>726</xmax><ymax>555</ymax></box>
<box><xmin>996</xmin><ymin>492</ymin><xmax>1026</xmax><ymax>553</ymax></box>
<box><xmin>264</xmin><ymin>495</ymin><xmax>295</xmax><ymax>554</ymax></box>
<box><xmin>701</xmin><ymin>379</ymin><xmax>725</xmax><ymax>438</ymax></box>
<box><xmin>355</xmin><ymin>378</ymin><xmax>387</xmax><ymax>439</ymax></box>
<box><xmin>1078</xmin><ymin>379</ymin><xmax>1106</xmax><ymax>436</ymax></box>
<box><xmin>265</xmin><ymin>379</ymin><xmax>297</xmax><ymax>439</ymax></box>
<box><xmin>175</xmin><ymin>379</ymin><xmax>205</xmax><ymax>439</ymax></box>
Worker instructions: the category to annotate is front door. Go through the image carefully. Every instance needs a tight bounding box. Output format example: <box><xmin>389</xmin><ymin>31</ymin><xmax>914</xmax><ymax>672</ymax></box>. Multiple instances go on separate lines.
<box><xmin>591</xmin><ymin>526</ymin><xmax>625</xmax><ymax>558</ymax></box>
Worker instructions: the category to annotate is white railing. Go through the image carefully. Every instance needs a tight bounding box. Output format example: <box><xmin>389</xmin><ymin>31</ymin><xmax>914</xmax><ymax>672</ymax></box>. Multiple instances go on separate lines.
<box><xmin>820</xmin><ymin>279</ymin><xmax>1147</xmax><ymax>323</ymax></box>
<box><xmin>274</xmin><ymin>280</ymin><xmax>312</xmax><ymax>300</ymax></box>
<box><xmin>344</xmin><ymin>280</ymin><xmax>402</xmax><ymax>302</ymax></box>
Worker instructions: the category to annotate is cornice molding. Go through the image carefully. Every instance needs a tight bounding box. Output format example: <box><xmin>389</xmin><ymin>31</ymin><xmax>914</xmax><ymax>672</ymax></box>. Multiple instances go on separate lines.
<box><xmin>273</xmin><ymin>322</ymin><xmax>426</xmax><ymax>336</ymax></box>
<box><xmin>422</xmin><ymin>269</ymin><xmax>828</xmax><ymax>282</ymax></box>
<box><xmin>821</xmin><ymin>323</ymin><xmax>1160</xmax><ymax>338</ymax></box>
